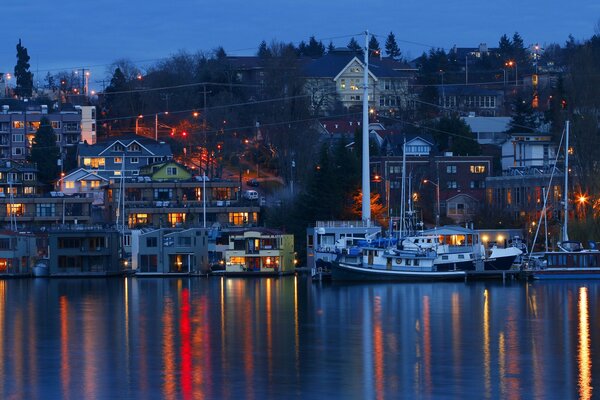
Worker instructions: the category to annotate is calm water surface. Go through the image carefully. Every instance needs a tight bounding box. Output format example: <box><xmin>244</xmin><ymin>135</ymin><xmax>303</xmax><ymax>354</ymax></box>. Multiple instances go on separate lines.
<box><xmin>0</xmin><ymin>277</ymin><xmax>597</xmax><ymax>399</ymax></box>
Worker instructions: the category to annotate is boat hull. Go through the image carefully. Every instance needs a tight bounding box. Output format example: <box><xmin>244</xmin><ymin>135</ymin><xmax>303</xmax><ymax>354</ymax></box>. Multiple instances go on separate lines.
<box><xmin>484</xmin><ymin>254</ymin><xmax>519</xmax><ymax>271</ymax></box>
<box><xmin>528</xmin><ymin>267</ymin><xmax>600</xmax><ymax>280</ymax></box>
<box><xmin>331</xmin><ymin>261</ymin><xmax>466</xmax><ymax>282</ymax></box>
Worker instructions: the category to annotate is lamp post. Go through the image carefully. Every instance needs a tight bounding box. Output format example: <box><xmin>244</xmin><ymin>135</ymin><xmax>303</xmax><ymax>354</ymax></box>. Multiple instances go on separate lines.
<box><xmin>424</xmin><ymin>179</ymin><xmax>440</xmax><ymax>227</ymax></box>
<box><xmin>135</xmin><ymin>115</ymin><xmax>143</xmax><ymax>135</ymax></box>
<box><xmin>154</xmin><ymin>111</ymin><xmax>169</xmax><ymax>141</ymax></box>
<box><xmin>505</xmin><ymin>60</ymin><xmax>518</xmax><ymax>86</ymax></box>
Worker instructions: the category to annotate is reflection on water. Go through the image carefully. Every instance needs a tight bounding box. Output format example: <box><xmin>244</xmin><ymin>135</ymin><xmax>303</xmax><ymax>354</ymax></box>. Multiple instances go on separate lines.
<box><xmin>578</xmin><ymin>287</ymin><xmax>592</xmax><ymax>400</ymax></box>
<box><xmin>0</xmin><ymin>278</ymin><xmax>598</xmax><ymax>398</ymax></box>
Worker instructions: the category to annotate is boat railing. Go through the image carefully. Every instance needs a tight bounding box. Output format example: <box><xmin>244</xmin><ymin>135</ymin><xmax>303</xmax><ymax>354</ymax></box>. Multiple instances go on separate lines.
<box><xmin>315</xmin><ymin>220</ymin><xmax>375</xmax><ymax>228</ymax></box>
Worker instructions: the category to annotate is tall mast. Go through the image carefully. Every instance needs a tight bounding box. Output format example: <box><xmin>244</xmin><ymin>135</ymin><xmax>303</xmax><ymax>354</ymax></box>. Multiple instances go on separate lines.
<box><xmin>361</xmin><ymin>30</ymin><xmax>371</xmax><ymax>223</ymax></box>
<box><xmin>562</xmin><ymin>120</ymin><xmax>570</xmax><ymax>242</ymax></box>
<box><xmin>400</xmin><ymin>137</ymin><xmax>406</xmax><ymax>235</ymax></box>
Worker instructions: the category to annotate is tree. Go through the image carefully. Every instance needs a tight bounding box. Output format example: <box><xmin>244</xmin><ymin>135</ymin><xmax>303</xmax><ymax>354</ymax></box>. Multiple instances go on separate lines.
<box><xmin>14</xmin><ymin>39</ymin><xmax>33</xmax><ymax>98</ymax></box>
<box><xmin>29</xmin><ymin>117</ymin><xmax>60</xmax><ymax>187</ymax></box>
<box><xmin>434</xmin><ymin>115</ymin><xmax>481</xmax><ymax>155</ymax></box>
<box><xmin>385</xmin><ymin>32</ymin><xmax>401</xmax><ymax>59</ymax></box>
<box><xmin>257</xmin><ymin>40</ymin><xmax>271</xmax><ymax>58</ymax></box>
<box><xmin>506</xmin><ymin>96</ymin><xmax>537</xmax><ymax>133</ymax></box>
<box><xmin>347</xmin><ymin>37</ymin><xmax>363</xmax><ymax>56</ymax></box>
<box><xmin>304</xmin><ymin>36</ymin><xmax>325</xmax><ymax>58</ymax></box>
<box><xmin>368</xmin><ymin>36</ymin><xmax>381</xmax><ymax>57</ymax></box>
<box><xmin>327</xmin><ymin>41</ymin><xmax>335</xmax><ymax>53</ymax></box>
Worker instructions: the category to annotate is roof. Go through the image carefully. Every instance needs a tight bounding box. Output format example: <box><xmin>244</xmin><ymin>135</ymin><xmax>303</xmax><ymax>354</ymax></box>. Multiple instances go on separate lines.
<box><xmin>462</xmin><ymin>116</ymin><xmax>511</xmax><ymax>133</ymax></box>
<box><xmin>421</xmin><ymin>225</ymin><xmax>477</xmax><ymax>235</ymax></box>
<box><xmin>77</xmin><ymin>134</ymin><xmax>172</xmax><ymax>157</ymax></box>
<box><xmin>304</xmin><ymin>53</ymin><xmax>415</xmax><ymax>79</ymax></box>
<box><xmin>440</xmin><ymin>85</ymin><xmax>502</xmax><ymax>96</ymax></box>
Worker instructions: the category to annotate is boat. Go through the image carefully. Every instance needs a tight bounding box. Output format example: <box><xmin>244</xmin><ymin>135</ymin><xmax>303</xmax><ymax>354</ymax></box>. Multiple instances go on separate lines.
<box><xmin>525</xmin><ymin>121</ymin><xmax>600</xmax><ymax>279</ymax></box>
<box><xmin>331</xmin><ymin>243</ymin><xmax>465</xmax><ymax>281</ymax></box>
<box><xmin>32</xmin><ymin>259</ymin><xmax>49</xmax><ymax>277</ymax></box>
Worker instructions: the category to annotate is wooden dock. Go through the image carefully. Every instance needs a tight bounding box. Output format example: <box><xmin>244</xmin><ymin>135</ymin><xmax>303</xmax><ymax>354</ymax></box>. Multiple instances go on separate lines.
<box><xmin>465</xmin><ymin>269</ymin><xmax>524</xmax><ymax>282</ymax></box>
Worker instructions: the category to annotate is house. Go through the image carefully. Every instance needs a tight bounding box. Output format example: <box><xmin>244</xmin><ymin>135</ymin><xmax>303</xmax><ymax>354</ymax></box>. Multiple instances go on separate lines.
<box><xmin>58</xmin><ymin>168</ymin><xmax>108</xmax><ymax>203</ymax></box>
<box><xmin>0</xmin><ymin>193</ymin><xmax>95</xmax><ymax>229</ymax></box>
<box><xmin>0</xmin><ymin>159</ymin><xmax>40</xmax><ymax>196</ymax></box>
<box><xmin>438</xmin><ymin>85</ymin><xmax>504</xmax><ymax>117</ymax></box>
<box><xmin>138</xmin><ymin>160</ymin><xmax>192</xmax><ymax>181</ymax></box>
<box><xmin>76</xmin><ymin>135</ymin><xmax>173</xmax><ymax>179</ymax></box>
<box><xmin>0</xmin><ymin>231</ymin><xmax>37</xmax><ymax>275</ymax></box>
<box><xmin>0</xmin><ymin>101</ymin><xmax>96</xmax><ymax>160</ymax></box>
<box><xmin>500</xmin><ymin>132</ymin><xmax>557</xmax><ymax>171</ymax></box>
<box><xmin>461</xmin><ymin>116</ymin><xmax>511</xmax><ymax>145</ymax></box>
<box><xmin>381</xmin><ymin>132</ymin><xmax>435</xmax><ymax>157</ymax></box>
<box><xmin>46</xmin><ymin>226</ymin><xmax>121</xmax><ymax>276</ymax></box>
<box><xmin>108</xmin><ymin>176</ymin><xmax>259</xmax><ymax>229</ymax></box>
<box><xmin>304</xmin><ymin>49</ymin><xmax>417</xmax><ymax>116</ymax></box>
<box><xmin>132</xmin><ymin>227</ymin><xmax>209</xmax><ymax>275</ymax></box>
<box><xmin>224</xmin><ymin>228</ymin><xmax>294</xmax><ymax>275</ymax></box>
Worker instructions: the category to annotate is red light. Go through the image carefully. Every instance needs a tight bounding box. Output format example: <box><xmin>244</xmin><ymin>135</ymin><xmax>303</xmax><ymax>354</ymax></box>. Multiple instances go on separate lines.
<box><xmin>182</xmin><ymin>131</ymin><xmax>187</xmax><ymax>137</ymax></box>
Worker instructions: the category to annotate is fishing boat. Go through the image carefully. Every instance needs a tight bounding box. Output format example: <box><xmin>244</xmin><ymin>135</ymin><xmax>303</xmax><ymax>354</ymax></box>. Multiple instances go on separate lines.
<box><xmin>331</xmin><ymin>243</ymin><xmax>465</xmax><ymax>281</ymax></box>
<box><xmin>525</xmin><ymin>121</ymin><xmax>600</xmax><ymax>279</ymax></box>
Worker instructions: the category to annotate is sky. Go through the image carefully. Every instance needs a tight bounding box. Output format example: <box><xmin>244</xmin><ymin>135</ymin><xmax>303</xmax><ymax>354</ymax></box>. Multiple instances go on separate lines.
<box><xmin>2</xmin><ymin>1</ymin><xmax>599</xmax><ymax>90</ymax></box>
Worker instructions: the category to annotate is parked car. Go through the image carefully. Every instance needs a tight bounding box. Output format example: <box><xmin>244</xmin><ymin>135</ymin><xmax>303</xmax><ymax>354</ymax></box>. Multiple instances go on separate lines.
<box><xmin>243</xmin><ymin>190</ymin><xmax>259</xmax><ymax>200</ymax></box>
<box><xmin>247</xmin><ymin>178</ymin><xmax>259</xmax><ymax>187</ymax></box>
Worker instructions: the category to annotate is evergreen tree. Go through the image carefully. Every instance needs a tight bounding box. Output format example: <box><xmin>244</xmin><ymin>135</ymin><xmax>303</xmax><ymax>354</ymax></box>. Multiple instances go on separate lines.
<box><xmin>498</xmin><ymin>34</ymin><xmax>513</xmax><ymax>62</ymax></box>
<box><xmin>214</xmin><ymin>46</ymin><xmax>227</xmax><ymax>60</ymax></box>
<box><xmin>506</xmin><ymin>96</ymin><xmax>537</xmax><ymax>133</ymax></box>
<box><xmin>29</xmin><ymin>117</ymin><xmax>60</xmax><ymax>187</ymax></box>
<box><xmin>347</xmin><ymin>37</ymin><xmax>363</xmax><ymax>55</ymax></box>
<box><xmin>327</xmin><ymin>41</ymin><xmax>335</xmax><ymax>53</ymax></box>
<box><xmin>305</xmin><ymin>36</ymin><xmax>325</xmax><ymax>58</ymax></box>
<box><xmin>368</xmin><ymin>36</ymin><xmax>381</xmax><ymax>57</ymax></box>
<box><xmin>435</xmin><ymin>115</ymin><xmax>481</xmax><ymax>155</ymax></box>
<box><xmin>257</xmin><ymin>40</ymin><xmax>271</xmax><ymax>58</ymax></box>
<box><xmin>14</xmin><ymin>39</ymin><xmax>33</xmax><ymax>98</ymax></box>
<box><xmin>385</xmin><ymin>32</ymin><xmax>401</xmax><ymax>59</ymax></box>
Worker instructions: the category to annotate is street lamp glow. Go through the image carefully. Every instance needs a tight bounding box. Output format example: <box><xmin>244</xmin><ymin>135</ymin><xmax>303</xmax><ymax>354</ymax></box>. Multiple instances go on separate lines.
<box><xmin>578</xmin><ymin>195</ymin><xmax>588</xmax><ymax>205</ymax></box>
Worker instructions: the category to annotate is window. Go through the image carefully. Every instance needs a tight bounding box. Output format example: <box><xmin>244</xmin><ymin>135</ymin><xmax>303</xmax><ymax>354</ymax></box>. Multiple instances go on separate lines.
<box><xmin>65</xmin><ymin>181</ymin><xmax>75</xmax><ymax>189</ymax></box>
<box><xmin>114</xmin><ymin>171</ymin><xmax>121</xmax><ymax>176</ymax></box>
<box><xmin>470</xmin><ymin>180</ymin><xmax>485</xmax><ymax>189</ymax></box>
<box><xmin>64</xmin><ymin>122</ymin><xmax>79</xmax><ymax>132</ymax></box>
<box><xmin>168</xmin><ymin>213</ymin><xmax>186</xmax><ymax>227</ymax></box>
<box><xmin>0</xmin><ymin>122</ymin><xmax>8</xmax><ymax>132</ymax></box>
<box><xmin>340</xmin><ymin>79</ymin><xmax>346</xmax><ymax>90</ymax></box>
<box><xmin>84</xmin><ymin>158</ymin><xmax>105</xmax><ymax>168</ymax></box>
<box><xmin>23</xmin><ymin>173</ymin><xmax>34</xmax><ymax>181</ymax></box>
<box><xmin>139</xmin><ymin>255</ymin><xmax>158</xmax><ymax>273</ymax></box>
<box><xmin>154</xmin><ymin>188</ymin><xmax>172</xmax><ymax>200</ymax></box>
<box><xmin>12</xmin><ymin>147</ymin><xmax>23</xmax><ymax>156</ymax></box>
<box><xmin>7</xmin><ymin>203</ymin><xmax>24</xmax><ymax>216</ymax></box>
<box><xmin>36</xmin><ymin>204</ymin><xmax>55</xmax><ymax>217</ymax></box>
<box><xmin>177</xmin><ymin>236</ymin><xmax>192</xmax><ymax>246</ymax></box>
<box><xmin>91</xmin><ymin>123</ymin><xmax>96</xmax><ymax>132</ymax></box>
<box><xmin>12</xmin><ymin>134</ymin><xmax>24</xmax><ymax>143</ymax></box>
<box><xmin>229</xmin><ymin>212</ymin><xmax>249</xmax><ymax>225</ymax></box>
<box><xmin>446</xmin><ymin>165</ymin><xmax>457</xmax><ymax>174</ymax></box>
<box><xmin>29</xmin><ymin>121</ymin><xmax>40</xmax><ymax>130</ymax></box>
<box><xmin>51</xmin><ymin>121</ymin><xmax>61</xmax><ymax>129</ymax></box>
<box><xmin>470</xmin><ymin>165</ymin><xmax>486</xmax><ymax>174</ymax></box>
<box><xmin>129</xmin><ymin>213</ymin><xmax>148</xmax><ymax>226</ymax></box>
<box><xmin>114</xmin><ymin>157</ymin><xmax>122</xmax><ymax>163</ymax></box>
<box><xmin>113</xmin><ymin>143</ymin><xmax>124</xmax><ymax>152</ymax></box>
<box><xmin>23</xmin><ymin>187</ymin><xmax>35</xmax><ymax>194</ymax></box>
<box><xmin>146</xmin><ymin>237</ymin><xmax>158</xmax><ymax>247</ymax></box>
<box><xmin>130</xmin><ymin>157</ymin><xmax>139</xmax><ymax>164</ymax></box>
<box><xmin>447</xmin><ymin>181</ymin><xmax>458</xmax><ymax>189</ymax></box>
<box><xmin>128</xmin><ymin>143</ymin><xmax>140</xmax><ymax>152</ymax></box>
<box><xmin>166</xmin><ymin>167</ymin><xmax>177</xmax><ymax>176</ymax></box>
<box><xmin>12</xmin><ymin>121</ymin><xmax>23</xmax><ymax>129</ymax></box>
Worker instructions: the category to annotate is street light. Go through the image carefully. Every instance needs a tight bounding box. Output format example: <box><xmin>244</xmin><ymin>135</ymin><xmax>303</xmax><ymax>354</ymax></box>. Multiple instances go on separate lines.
<box><xmin>424</xmin><ymin>179</ymin><xmax>440</xmax><ymax>227</ymax></box>
<box><xmin>135</xmin><ymin>115</ymin><xmax>143</xmax><ymax>135</ymax></box>
<box><xmin>154</xmin><ymin>111</ymin><xmax>169</xmax><ymax>141</ymax></box>
<box><xmin>505</xmin><ymin>60</ymin><xmax>518</xmax><ymax>86</ymax></box>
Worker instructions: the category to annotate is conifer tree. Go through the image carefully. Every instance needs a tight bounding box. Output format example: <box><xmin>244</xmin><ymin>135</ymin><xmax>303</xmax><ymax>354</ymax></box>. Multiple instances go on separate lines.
<box><xmin>385</xmin><ymin>32</ymin><xmax>401</xmax><ymax>59</ymax></box>
<box><xmin>29</xmin><ymin>117</ymin><xmax>60</xmax><ymax>187</ymax></box>
<box><xmin>14</xmin><ymin>39</ymin><xmax>33</xmax><ymax>98</ymax></box>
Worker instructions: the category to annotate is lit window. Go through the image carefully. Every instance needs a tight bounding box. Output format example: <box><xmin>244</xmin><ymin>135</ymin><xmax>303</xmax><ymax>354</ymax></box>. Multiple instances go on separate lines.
<box><xmin>229</xmin><ymin>212</ymin><xmax>249</xmax><ymax>225</ymax></box>
<box><xmin>114</xmin><ymin>157</ymin><xmax>122</xmax><ymax>163</ymax></box>
<box><xmin>65</xmin><ymin>181</ymin><xmax>75</xmax><ymax>189</ymax></box>
<box><xmin>470</xmin><ymin>165</ymin><xmax>486</xmax><ymax>174</ymax></box>
<box><xmin>168</xmin><ymin>213</ymin><xmax>186</xmax><ymax>227</ymax></box>
<box><xmin>6</xmin><ymin>204</ymin><xmax>24</xmax><ymax>216</ymax></box>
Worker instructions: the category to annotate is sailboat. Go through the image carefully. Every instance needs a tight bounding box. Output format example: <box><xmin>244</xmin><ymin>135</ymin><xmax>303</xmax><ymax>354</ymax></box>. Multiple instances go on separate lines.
<box><xmin>526</xmin><ymin>121</ymin><xmax>600</xmax><ymax>279</ymax></box>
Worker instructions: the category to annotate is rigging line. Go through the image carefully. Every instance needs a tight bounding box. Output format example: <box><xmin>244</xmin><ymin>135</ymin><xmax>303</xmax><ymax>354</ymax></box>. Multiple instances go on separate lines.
<box><xmin>100</xmin><ymin>81</ymin><xmax>265</xmax><ymax>96</ymax></box>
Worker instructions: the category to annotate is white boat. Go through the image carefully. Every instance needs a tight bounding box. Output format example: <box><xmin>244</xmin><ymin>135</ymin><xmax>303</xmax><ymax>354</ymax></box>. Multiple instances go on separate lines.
<box><xmin>331</xmin><ymin>244</ymin><xmax>465</xmax><ymax>281</ymax></box>
<box><xmin>32</xmin><ymin>260</ymin><xmax>49</xmax><ymax>277</ymax></box>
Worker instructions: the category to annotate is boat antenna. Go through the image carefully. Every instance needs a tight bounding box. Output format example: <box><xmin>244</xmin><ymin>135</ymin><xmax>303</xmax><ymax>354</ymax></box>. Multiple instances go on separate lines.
<box><xmin>361</xmin><ymin>30</ymin><xmax>371</xmax><ymax>224</ymax></box>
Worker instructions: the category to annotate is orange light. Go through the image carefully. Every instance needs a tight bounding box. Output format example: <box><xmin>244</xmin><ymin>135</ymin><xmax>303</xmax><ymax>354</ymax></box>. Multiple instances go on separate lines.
<box><xmin>578</xmin><ymin>195</ymin><xmax>588</xmax><ymax>205</ymax></box>
<box><xmin>193</xmin><ymin>112</ymin><xmax>199</xmax><ymax>117</ymax></box>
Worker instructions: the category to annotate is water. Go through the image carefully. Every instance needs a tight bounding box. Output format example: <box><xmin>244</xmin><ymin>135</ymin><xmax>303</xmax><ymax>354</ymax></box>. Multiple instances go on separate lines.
<box><xmin>0</xmin><ymin>277</ymin><xmax>597</xmax><ymax>399</ymax></box>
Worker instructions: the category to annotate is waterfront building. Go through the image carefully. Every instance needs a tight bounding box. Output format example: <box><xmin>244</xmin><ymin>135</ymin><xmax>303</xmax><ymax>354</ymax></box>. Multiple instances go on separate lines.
<box><xmin>76</xmin><ymin>135</ymin><xmax>173</xmax><ymax>179</ymax></box>
<box><xmin>132</xmin><ymin>227</ymin><xmax>209</xmax><ymax>275</ymax></box>
<box><xmin>0</xmin><ymin>101</ymin><xmax>95</xmax><ymax>160</ymax></box>
<box><xmin>0</xmin><ymin>231</ymin><xmax>37</xmax><ymax>275</ymax></box>
<box><xmin>500</xmin><ymin>132</ymin><xmax>557</xmax><ymax>171</ymax></box>
<box><xmin>108</xmin><ymin>176</ymin><xmax>259</xmax><ymax>229</ymax></box>
<box><xmin>46</xmin><ymin>226</ymin><xmax>121</xmax><ymax>276</ymax></box>
<box><xmin>0</xmin><ymin>193</ymin><xmax>94</xmax><ymax>229</ymax></box>
<box><xmin>224</xmin><ymin>228</ymin><xmax>294</xmax><ymax>275</ymax></box>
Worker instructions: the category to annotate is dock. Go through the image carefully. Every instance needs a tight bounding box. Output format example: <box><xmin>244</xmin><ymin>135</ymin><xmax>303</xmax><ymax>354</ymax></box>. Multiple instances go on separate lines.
<box><xmin>465</xmin><ymin>269</ymin><xmax>524</xmax><ymax>282</ymax></box>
